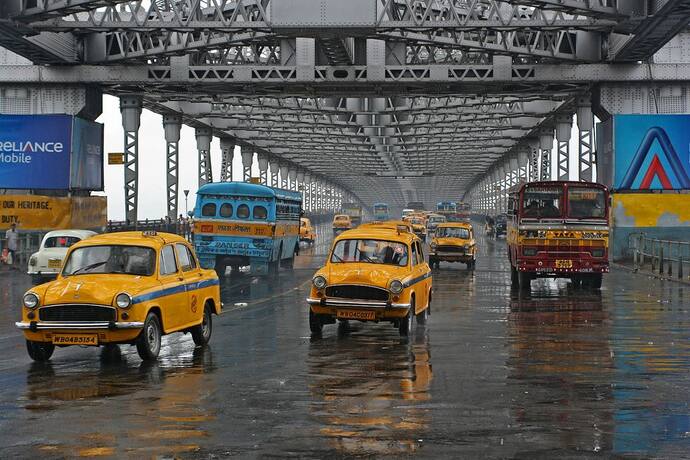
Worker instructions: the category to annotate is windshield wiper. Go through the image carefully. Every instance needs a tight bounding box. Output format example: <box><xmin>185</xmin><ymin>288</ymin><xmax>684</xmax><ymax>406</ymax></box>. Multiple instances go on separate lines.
<box><xmin>70</xmin><ymin>261</ymin><xmax>108</xmax><ymax>275</ymax></box>
<box><xmin>331</xmin><ymin>252</ymin><xmax>345</xmax><ymax>263</ymax></box>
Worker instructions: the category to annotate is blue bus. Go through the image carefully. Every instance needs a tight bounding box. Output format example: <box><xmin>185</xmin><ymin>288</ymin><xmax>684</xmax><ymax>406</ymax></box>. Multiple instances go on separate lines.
<box><xmin>192</xmin><ymin>182</ymin><xmax>302</xmax><ymax>277</ymax></box>
<box><xmin>373</xmin><ymin>202</ymin><xmax>390</xmax><ymax>221</ymax></box>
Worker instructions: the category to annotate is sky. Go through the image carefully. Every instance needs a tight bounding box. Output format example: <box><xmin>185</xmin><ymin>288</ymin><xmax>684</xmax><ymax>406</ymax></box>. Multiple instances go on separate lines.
<box><xmin>97</xmin><ymin>95</ymin><xmax>255</xmax><ymax>221</ymax></box>
<box><xmin>96</xmin><ymin>94</ymin><xmax>590</xmax><ymax>221</ymax></box>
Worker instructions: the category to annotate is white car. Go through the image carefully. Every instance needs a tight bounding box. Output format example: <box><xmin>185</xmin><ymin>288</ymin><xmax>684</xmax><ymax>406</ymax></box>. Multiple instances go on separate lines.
<box><xmin>28</xmin><ymin>229</ymin><xmax>97</xmax><ymax>284</ymax></box>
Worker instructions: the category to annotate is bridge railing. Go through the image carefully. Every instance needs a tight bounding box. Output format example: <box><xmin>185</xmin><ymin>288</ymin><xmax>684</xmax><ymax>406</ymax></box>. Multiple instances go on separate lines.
<box><xmin>628</xmin><ymin>233</ymin><xmax>690</xmax><ymax>280</ymax></box>
<box><xmin>106</xmin><ymin>220</ymin><xmax>192</xmax><ymax>239</ymax></box>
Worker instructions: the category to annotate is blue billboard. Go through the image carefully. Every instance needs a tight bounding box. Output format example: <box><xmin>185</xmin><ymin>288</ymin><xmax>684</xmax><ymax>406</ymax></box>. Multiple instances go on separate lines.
<box><xmin>614</xmin><ymin>115</ymin><xmax>690</xmax><ymax>190</ymax></box>
<box><xmin>0</xmin><ymin>114</ymin><xmax>103</xmax><ymax>191</ymax></box>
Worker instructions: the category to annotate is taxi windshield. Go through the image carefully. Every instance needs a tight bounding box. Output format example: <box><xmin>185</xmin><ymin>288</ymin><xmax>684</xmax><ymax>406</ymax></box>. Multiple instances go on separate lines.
<box><xmin>331</xmin><ymin>239</ymin><xmax>408</xmax><ymax>266</ymax></box>
<box><xmin>436</xmin><ymin>227</ymin><xmax>470</xmax><ymax>239</ymax></box>
<box><xmin>568</xmin><ymin>187</ymin><xmax>606</xmax><ymax>218</ymax></box>
<box><xmin>62</xmin><ymin>245</ymin><xmax>156</xmax><ymax>276</ymax></box>
<box><xmin>409</xmin><ymin>218</ymin><xmax>423</xmax><ymax>225</ymax></box>
<box><xmin>521</xmin><ymin>186</ymin><xmax>563</xmax><ymax>219</ymax></box>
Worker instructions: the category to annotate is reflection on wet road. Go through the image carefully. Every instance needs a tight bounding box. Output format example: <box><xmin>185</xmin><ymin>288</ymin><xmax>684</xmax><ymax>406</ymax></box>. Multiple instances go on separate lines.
<box><xmin>2</xmin><ymin>222</ymin><xmax>690</xmax><ymax>457</ymax></box>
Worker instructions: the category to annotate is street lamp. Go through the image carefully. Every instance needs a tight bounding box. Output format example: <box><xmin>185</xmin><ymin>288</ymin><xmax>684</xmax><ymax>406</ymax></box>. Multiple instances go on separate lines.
<box><xmin>183</xmin><ymin>189</ymin><xmax>190</xmax><ymax>216</ymax></box>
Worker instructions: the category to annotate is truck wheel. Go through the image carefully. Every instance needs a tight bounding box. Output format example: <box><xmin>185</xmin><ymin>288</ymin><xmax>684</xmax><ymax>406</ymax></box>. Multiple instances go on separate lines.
<box><xmin>26</xmin><ymin>340</ymin><xmax>54</xmax><ymax>362</ymax></box>
<box><xmin>136</xmin><ymin>312</ymin><xmax>162</xmax><ymax>361</ymax></box>
<box><xmin>191</xmin><ymin>305</ymin><xmax>213</xmax><ymax>346</ymax></box>
<box><xmin>309</xmin><ymin>310</ymin><xmax>323</xmax><ymax>335</ymax></box>
<box><xmin>518</xmin><ymin>271</ymin><xmax>531</xmax><ymax>291</ymax></box>
<box><xmin>510</xmin><ymin>266</ymin><xmax>519</xmax><ymax>287</ymax></box>
<box><xmin>585</xmin><ymin>273</ymin><xmax>603</xmax><ymax>289</ymax></box>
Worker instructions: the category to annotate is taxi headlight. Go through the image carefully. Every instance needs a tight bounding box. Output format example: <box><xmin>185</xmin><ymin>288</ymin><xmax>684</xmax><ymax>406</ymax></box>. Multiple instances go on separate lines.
<box><xmin>389</xmin><ymin>280</ymin><xmax>403</xmax><ymax>294</ymax></box>
<box><xmin>115</xmin><ymin>293</ymin><xmax>132</xmax><ymax>309</ymax></box>
<box><xmin>23</xmin><ymin>293</ymin><xmax>39</xmax><ymax>309</ymax></box>
<box><xmin>29</xmin><ymin>256</ymin><xmax>37</xmax><ymax>267</ymax></box>
<box><xmin>312</xmin><ymin>276</ymin><xmax>327</xmax><ymax>290</ymax></box>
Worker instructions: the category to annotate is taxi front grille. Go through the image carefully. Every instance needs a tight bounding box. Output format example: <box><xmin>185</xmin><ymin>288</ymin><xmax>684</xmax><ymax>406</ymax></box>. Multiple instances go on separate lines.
<box><xmin>325</xmin><ymin>285</ymin><xmax>389</xmax><ymax>301</ymax></box>
<box><xmin>39</xmin><ymin>305</ymin><xmax>116</xmax><ymax>322</ymax></box>
<box><xmin>437</xmin><ymin>245</ymin><xmax>464</xmax><ymax>253</ymax></box>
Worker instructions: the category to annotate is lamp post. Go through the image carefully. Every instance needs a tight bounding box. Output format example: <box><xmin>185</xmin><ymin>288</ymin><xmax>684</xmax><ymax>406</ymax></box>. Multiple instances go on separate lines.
<box><xmin>183</xmin><ymin>189</ymin><xmax>190</xmax><ymax>216</ymax></box>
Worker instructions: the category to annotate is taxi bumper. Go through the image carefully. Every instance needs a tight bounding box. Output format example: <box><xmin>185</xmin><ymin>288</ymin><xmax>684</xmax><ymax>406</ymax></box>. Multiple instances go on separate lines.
<box><xmin>16</xmin><ymin>321</ymin><xmax>145</xmax><ymax>331</ymax></box>
<box><xmin>307</xmin><ymin>297</ymin><xmax>410</xmax><ymax>309</ymax></box>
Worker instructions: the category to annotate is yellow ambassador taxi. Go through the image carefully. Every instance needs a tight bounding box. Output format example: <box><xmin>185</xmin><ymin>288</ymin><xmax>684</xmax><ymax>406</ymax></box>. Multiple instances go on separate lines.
<box><xmin>308</xmin><ymin>226</ymin><xmax>432</xmax><ymax>336</ymax></box>
<box><xmin>16</xmin><ymin>231</ymin><xmax>221</xmax><ymax>362</ymax></box>
<box><xmin>428</xmin><ymin>222</ymin><xmax>477</xmax><ymax>270</ymax></box>
<box><xmin>300</xmin><ymin>217</ymin><xmax>316</xmax><ymax>244</ymax></box>
<box><xmin>332</xmin><ymin>214</ymin><xmax>353</xmax><ymax>234</ymax></box>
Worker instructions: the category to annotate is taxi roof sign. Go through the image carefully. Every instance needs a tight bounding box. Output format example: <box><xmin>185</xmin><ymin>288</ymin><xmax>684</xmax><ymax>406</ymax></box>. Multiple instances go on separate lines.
<box><xmin>142</xmin><ymin>230</ymin><xmax>158</xmax><ymax>237</ymax></box>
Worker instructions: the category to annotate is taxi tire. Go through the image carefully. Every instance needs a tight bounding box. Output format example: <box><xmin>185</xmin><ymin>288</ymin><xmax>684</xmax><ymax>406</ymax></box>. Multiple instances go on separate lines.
<box><xmin>26</xmin><ymin>340</ymin><xmax>54</xmax><ymax>362</ymax></box>
<box><xmin>136</xmin><ymin>312</ymin><xmax>162</xmax><ymax>361</ymax></box>
<box><xmin>309</xmin><ymin>310</ymin><xmax>323</xmax><ymax>335</ymax></box>
<box><xmin>191</xmin><ymin>305</ymin><xmax>213</xmax><ymax>346</ymax></box>
<box><xmin>399</xmin><ymin>300</ymin><xmax>414</xmax><ymax>336</ymax></box>
<box><xmin>416</xmin><ymin>305</ymin><xmax>428</xmax><ymax>325</ymax></box>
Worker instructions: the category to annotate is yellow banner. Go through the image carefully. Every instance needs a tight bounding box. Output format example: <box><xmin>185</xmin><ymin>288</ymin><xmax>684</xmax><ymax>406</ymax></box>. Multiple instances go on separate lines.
<box><xmin>0</xmin><ymin>195</ymin><xmax>106</xmax><ymax>231</ymax></box>
<box><xmin>195</xmin><ymin>220</ymin><xmax>299</xmax><ymax>237</ymax></box>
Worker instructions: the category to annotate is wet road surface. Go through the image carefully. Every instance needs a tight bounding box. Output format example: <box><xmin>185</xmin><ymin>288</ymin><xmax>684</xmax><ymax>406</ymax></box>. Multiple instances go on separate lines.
<box><xmin>2</xmin><ymin>223</ymin><xmax>690</xmax><ymax>457</ymax></box>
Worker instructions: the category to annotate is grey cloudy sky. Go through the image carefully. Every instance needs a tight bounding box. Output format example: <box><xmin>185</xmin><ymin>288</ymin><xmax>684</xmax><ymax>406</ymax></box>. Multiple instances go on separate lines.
<box><xmin>97</xmin><ymin>95</ymin><xmax>253</xmax><ymax>221</ymax></box>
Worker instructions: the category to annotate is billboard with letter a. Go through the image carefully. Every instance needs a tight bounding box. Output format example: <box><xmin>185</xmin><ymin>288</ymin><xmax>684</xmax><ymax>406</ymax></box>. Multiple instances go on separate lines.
<box><xmin>0</xmin><ymin>114</ymin><xmax>103</xmax><ymax>191</ymax></box>
<box><xmin>614</xmin><ymin>115</ymin><xmax>690</xmax><ymax>191</ymax></box>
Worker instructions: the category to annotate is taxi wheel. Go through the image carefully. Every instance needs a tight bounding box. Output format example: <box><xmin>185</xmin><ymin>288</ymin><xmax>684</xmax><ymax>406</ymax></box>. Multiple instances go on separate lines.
<box><xmin>416</xmin><ymin>305</ymin><xmax>428</xmax><ymax>325</ymax></box>
<box><xmin>136</xmin><ymin>312</ymin><xmax>162</xmax><ymax>361</ymax></box>
<box><xmin>399</xmin><ymin>300</ymin><xmax>414</xmax><ymax>336</ymax></box>
<box><xmin>26</xmin><ymin>340</ymin><xmax>54</xmax><ymax>362</ymax></box>
<box><xmin>309</xmin><ymin>310</ymin><xmax>323</xmax><ymax>335</ymax></box>
<box><xmin>191</xmin><ymin>305</ymin><xmax>213</xmax><ymax>346</ymax></box>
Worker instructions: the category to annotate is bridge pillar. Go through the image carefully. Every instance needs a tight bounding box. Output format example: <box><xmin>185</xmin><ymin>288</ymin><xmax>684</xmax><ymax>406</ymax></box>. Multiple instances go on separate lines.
<box><xmin>577</xmin><ymin>97</ymin><xmax>595</xmax><ymax>182</ymax></box>
<box><xmin>555</xmin><ymin>114</ymin><xmax>573</xmax><ymax>181</ymax></box>
<box><xmin>303</xmin><ymin>174</ymin><xmax>311</xmax><ymax>212</ymax></box>
<box><xmin>195</xmin><ymin>127</ymin><xmax>213</xmax><ymax>187</ymax></box>
<box><xmin>288</xmin><ymin>169</ymin><xmax>297</xmax><ymax>191</ymax></box>
<box><xmin>528</xmin><ymin>139</ymin><xmax>540</xmax><ymax>182</ymax></box>
<box><xmin>280</xmin><ymin>164</ymin><xmax>289</xmax><ymax>189</ymax></box>
<box><xmin>241</xmin><ymin>147</ymin><xmax>253</xmax><ymax>182</ymax></box>
<box><xmin>296</xmin><ymin>171</ymin><xmax>305</xmax><ymax>204</ymax></box>
<box><xmin>162</xmin><ymin>114</ymin><xmax>181</xmax><ymax>219</ymax></box>
<box><xmin>258</xmin><ymin>155</ymin><xmax>269</xmax><ymax>185</ymax></box>
<box><xmin>539</xmin><ymin>129</ymin><xmax>554</xmax><ymax>181</ymax></box>
<box><xmin>269</xmin><ymin>160</ymin><xmax>280</xmax><ymax>188</ymax></box>
<box><xmin>119</xmin><ymin>95</ymin><xmax>142</xmax><ymax>222</ymax></box>
<box><xmin>219</xmin><ymin>138</ymin><xmax>235</xmax><ymax>182</ymax></box>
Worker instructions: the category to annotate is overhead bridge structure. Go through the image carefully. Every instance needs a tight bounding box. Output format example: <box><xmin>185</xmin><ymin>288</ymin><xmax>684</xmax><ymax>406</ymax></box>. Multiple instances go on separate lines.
<box><xmin>1</xmin><ymin>0</ymin><xmax>690</xmax><ymax>221</ymax></box>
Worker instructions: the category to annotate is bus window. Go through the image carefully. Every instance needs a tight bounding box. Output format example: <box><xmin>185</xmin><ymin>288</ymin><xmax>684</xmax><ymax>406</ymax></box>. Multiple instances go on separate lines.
<box><xmin>201</xmin><ymin>203</ymin><xmax>216</xmax><ymax>217</ymax></box>
<box><xmin>254</xmin><ymin>206</ymin><xmax>268</xmax><ymax>220</ymax></box>
<box><xmin>522</xmin><ymin>186</ymin><xmax>563</xmax><ymax>218</ymax></box>
<box><xmin>220</xmin><ymin>203</ymin><xmax>233</xmax><ymax>218</ymax></box>
<box><xmin>237</xmin><ymin>204</ymin><xmax>250</xmax><ymax>219</ymax></box>
<box><xmin>568</xmin><ymin>187</ymin><xmax>606</xmax><ymax>218</ymax></box>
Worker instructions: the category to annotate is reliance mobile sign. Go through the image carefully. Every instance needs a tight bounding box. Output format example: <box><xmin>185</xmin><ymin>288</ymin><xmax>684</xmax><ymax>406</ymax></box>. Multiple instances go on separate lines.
<box><xmin>614</xmin><ymin>115</ymin><xmax>690</xmax><ymax>191</ymax></box>
<box><xmin>0</xmin><ymin>114</ymin><xmax>103</xmax><ymax>190</ymax></box>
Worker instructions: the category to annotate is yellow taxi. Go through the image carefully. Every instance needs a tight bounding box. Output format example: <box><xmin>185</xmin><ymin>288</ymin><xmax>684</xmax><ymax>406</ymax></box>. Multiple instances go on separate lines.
<box><xmin>403</xmin><ymin>215</ymin><xmax>428</xmax><ymax>242</ymax></box>
<box><xmin>308</xmin><ymin>226</ymin><xmax>432</xmax><ymax>336</ymax></box>
<box><xmin>16</xmin><ymin>231</ymin><xmax>222</xmax><ymax>362</ymax></box>
<box><xmin>428</xmin><ymin>222</ymin><xmax>476</xmax><ymax>270</ymax></box>
<box><xmin>299</xmin><ymin>217</ymin><xmax>316</xmax><ymax>244</ymax></box>
<box><xmin>332</xmin><ymin>214</ymin><xmax>353</xmax><ymax>233</ymax></box>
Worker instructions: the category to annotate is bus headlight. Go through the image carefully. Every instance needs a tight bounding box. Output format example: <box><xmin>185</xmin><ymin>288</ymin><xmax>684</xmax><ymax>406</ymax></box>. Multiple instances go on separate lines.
<box><xmin>312</xmin><ymin>276</ymin><xmax>327</xmax><ymax>290</ymax></box>
<box><xmin>389</xmin><ymin>280</ymin><xmax>403</xmax><ymax>294</ymax></box>
<box><xmin>23</xmin><ymin>293</ymin><xmax>39</xmax><ymax>309</ymax></box>
<box><xmin>115</xmin><ymin>293</ymin><xmax>132</xmax><ymax>309</ymax></box>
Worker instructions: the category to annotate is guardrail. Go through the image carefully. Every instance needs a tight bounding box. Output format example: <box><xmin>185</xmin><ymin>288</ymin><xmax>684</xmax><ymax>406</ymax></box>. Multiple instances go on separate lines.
<box><xmin>628</xmin><ymin>233</ymin><xmax>690</xmax><ymax>280</ymax></box>
<box><xmin>106</xmin><ymin>220</ymin><xmax>192</xmax><ymax>240</ymax></box>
